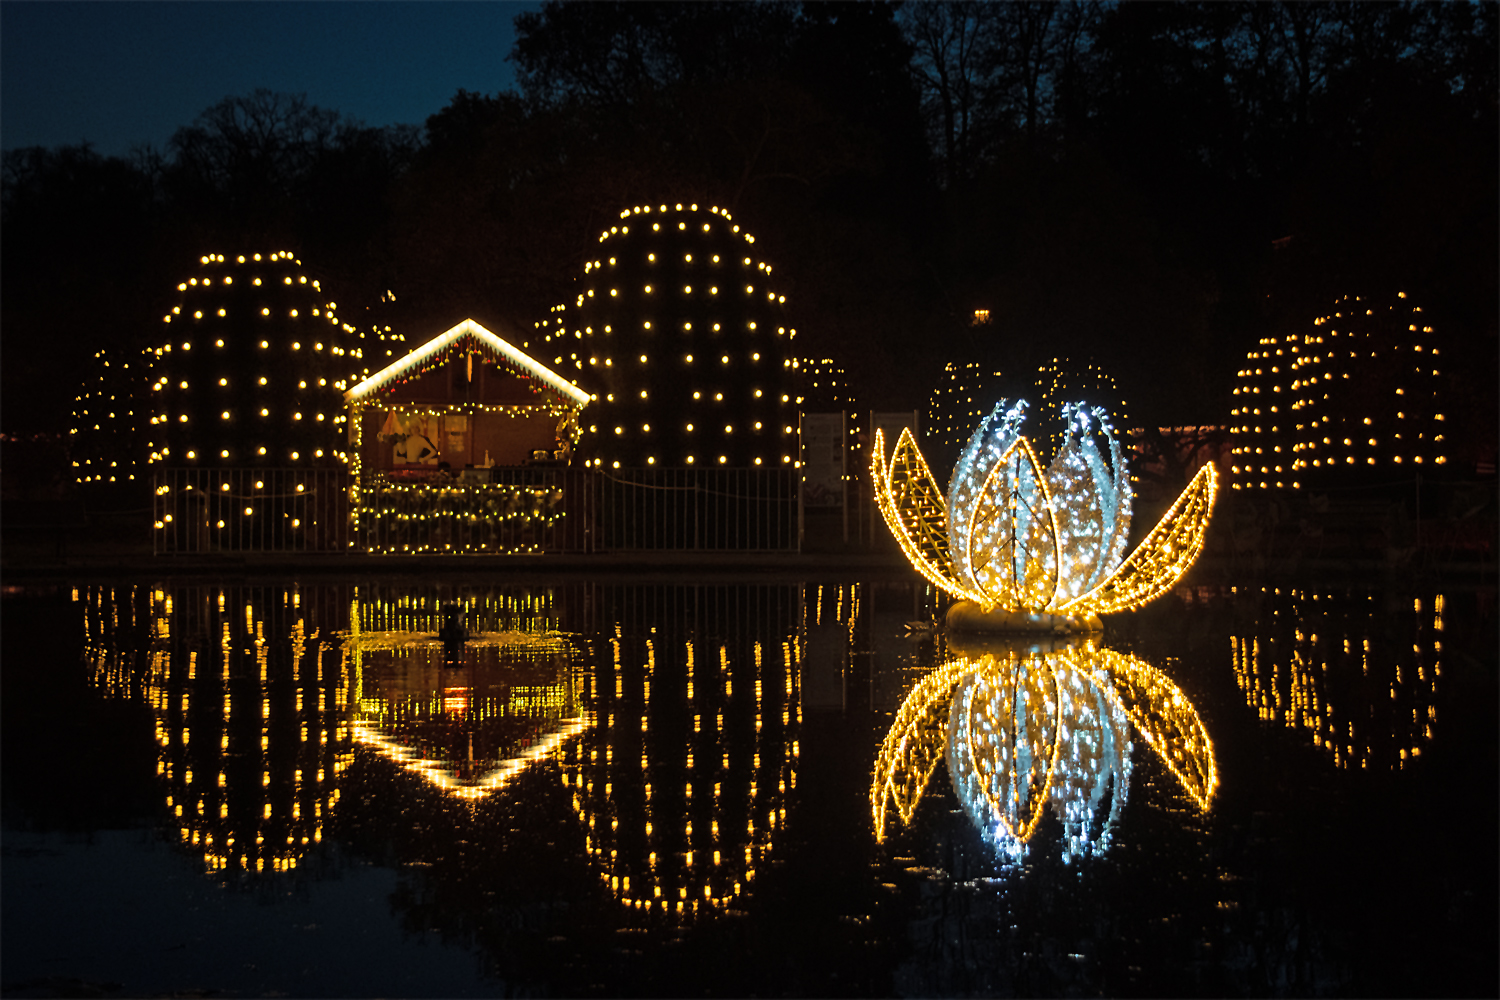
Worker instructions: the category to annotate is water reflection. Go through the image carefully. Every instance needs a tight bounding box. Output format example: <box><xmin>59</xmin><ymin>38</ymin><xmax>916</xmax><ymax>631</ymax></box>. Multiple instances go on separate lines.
<box><xmin>344</xmin><ymin>614</ymin><xmax>585</xmax><ymax>800</ymax></box>
<box><xmin>80</xmin><ymin>584</ymin><xmax>352</xmax><ymax>875</ymax></box>
<box><xmin>873</xmin><ymin>638</ymin><xmax>1217</xmax><ymax>864</ymax></box>
<box><xmin>562</xmin><ymin>627</ymin><xmax>801</xmax><ymax>919</ymax></box>
<box><xmin>43</xmin><ymin>578</ymin><xmax>1493</xmax><ymax>996</ymax></box>
<box><xmin>75</xmin><ymin>581</ymin><xmax>805</xmax><ymax>924</ymax></box>
<box><xmin>1230</xmin><ymin>586</ymin><xmax>1443</xmax><ymax>769</ymax></box>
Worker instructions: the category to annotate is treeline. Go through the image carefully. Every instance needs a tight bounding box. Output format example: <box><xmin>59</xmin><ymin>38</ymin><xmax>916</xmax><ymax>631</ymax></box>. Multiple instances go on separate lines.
<box><xmin>3</xmin><ymin>0</ymin><xmax>1494</xmax><ymax>442</ymax></box>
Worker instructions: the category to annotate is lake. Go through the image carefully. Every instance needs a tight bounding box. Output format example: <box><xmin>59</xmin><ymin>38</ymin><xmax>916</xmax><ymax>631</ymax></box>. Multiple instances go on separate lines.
<box><xmin>2</xmin><ymin>573</ymin><xmax>1495</xmax><ymax>997</ymax></box>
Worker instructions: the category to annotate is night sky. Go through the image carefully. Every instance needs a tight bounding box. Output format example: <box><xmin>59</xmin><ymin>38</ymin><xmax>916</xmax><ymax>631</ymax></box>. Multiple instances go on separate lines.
<box><xmin>1</xmin><ymin>1</ymin><xmax>540</xmax><ymax>157</ymax></box>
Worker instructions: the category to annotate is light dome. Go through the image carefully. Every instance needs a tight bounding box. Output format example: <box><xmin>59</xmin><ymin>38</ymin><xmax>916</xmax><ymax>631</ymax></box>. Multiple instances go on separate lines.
<box><xmin>532</xmin><ymin>203</ymin><xmax>795</xmax><ymax>469</ymax></box>
<box><xmin>150</xmin><ymin>251</ymin><xmax>357</xmax><ymax>467</ymax></box>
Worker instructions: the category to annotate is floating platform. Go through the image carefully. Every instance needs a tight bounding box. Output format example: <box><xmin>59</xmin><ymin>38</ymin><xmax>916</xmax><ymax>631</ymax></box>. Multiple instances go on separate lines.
<box><xmin>944</xmin><ymin>600</ymin><xmax>1103</xmax><ymax>635</ymax></box>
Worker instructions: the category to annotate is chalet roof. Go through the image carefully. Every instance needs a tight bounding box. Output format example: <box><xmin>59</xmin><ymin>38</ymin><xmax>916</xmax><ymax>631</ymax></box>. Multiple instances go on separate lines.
<box><xmin>344</xmin><ymin>318</ymin><xmax>590</xmax><ymax>408</ymax></box>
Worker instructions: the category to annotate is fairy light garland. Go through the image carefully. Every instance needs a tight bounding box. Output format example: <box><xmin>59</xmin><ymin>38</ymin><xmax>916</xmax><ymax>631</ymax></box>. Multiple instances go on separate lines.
<box><xmin>872</xmin><ymin>398</ymin><xmax>1218</xmax><ymax>618</ymax></box>
<box><xmin>356</xmin><ymin>478</ymin><xmax>566</xmax><ymax>556</ymax></box>
<box><xmin>347</xmin><ymin>319</ymin><xmax>589</xmax><ymax>407</ymax></box>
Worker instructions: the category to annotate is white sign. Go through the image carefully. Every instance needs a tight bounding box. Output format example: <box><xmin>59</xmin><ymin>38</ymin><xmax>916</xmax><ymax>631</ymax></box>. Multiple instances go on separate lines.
<box><xmin>800</xmin><ymin>413</ymin><xmax>845</xmax><ymax>507</ymax></box>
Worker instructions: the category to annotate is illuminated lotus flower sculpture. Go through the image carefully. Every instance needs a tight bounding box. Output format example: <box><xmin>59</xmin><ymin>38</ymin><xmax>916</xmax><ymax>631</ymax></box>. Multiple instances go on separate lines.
<box><xmin>871</xmin><ymin>645</ymin><xmax>1218</xmax><ymax>863</ymax></box>
<box><xmin>872</xmin><ymin>400</ymin><xmax>1217</xmax><ymax>622</ymax></box>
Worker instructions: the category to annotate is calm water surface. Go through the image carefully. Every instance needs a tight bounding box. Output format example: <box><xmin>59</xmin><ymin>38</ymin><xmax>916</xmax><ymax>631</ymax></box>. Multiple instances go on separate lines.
<box><xmin>2</xmin><ymin>575</ymin><xmax>1495</xmax><ymax>997</ymax></box>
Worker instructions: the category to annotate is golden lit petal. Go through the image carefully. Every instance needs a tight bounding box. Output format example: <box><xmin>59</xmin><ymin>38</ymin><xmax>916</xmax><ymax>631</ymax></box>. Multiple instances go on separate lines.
<box><xmin>963</xmin><ymin>437</ymin><xmax>1060</xmax><ymax>610</ymax></box>
<box><xmin>871</xmin><ymin>428</ymin><xmax>984</xmax><ymax>603</ymax></box>
<box><xmin>1063</xmin><ymin>462</ymin><xmax>1217</xmax><ymax>615</ymax></box>
<box><xmin>1085</xmin><ymin>649</ymin><xmax>1218</xmax><ymax>810</ymax></box>
<box><xmin>871</xmin><ymin>659</ymin><xmax>975</xmax><ymax>839</ymax></box>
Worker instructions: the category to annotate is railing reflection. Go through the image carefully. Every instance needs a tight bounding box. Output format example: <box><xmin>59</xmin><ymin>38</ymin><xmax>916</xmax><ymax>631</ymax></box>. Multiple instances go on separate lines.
<box><xmin>1231</xmin><ymin>586</ymin><xmax>1442</xmax><ymax>769</ymax></box>
<box><xmin>873</xmin><ymin>638</ymin><xmax>1217</xmax><ymax>864</ymax></box>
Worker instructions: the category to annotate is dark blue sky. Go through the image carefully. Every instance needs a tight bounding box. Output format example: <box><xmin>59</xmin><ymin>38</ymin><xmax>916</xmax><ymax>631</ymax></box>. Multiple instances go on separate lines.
<box><xmin>1</xmin><ymin>1</ymin><xmax>541</xmax><ymax>157</ymax></box>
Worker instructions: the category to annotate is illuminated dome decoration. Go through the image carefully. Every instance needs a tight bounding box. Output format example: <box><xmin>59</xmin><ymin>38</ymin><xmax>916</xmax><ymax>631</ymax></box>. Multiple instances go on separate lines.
<box><xmin>149</xmin><ymin>251</ymin><xmax>357</xmax><ymax>468</ymax></box>
<box><xmin>796</xmin><ymin>356</ymin><xmax>863</xmax><ymax>471</ymax></box>
<box><xmin>533</xmin><ymin>202</ymin><xmax>795</xmax><ymax>469</ymax></box>
<box><xmin>1032</xmin><ymin>357</ymin><xmax>1128</xmax><ymax>464</ymax></box>
<box><xmin>71</xmin><ymin>346</ymin><xmax>148</xmax><ymax>489</ymax></box>
<box><xmin>796</xmin><ymin>357</ymin><xmax>858</xmax><ymax>414</ymax></box>
<box><xmin>871</xmin><ymin>400</ymin><xmax>1217</xmax><ymax>623</ymax></box>
<box><xmin>872</xmin><ymin>644</ymin><xmax>1217</xmax><ymax>864</ymax></box>
<box><xmin>1229</xmin><ymin>291</ymin><xmax>1446</xmax><ymax>490</ymax></box>
<box><xmin>342</xmin><ymin>287</ymin><xmax>407</xmax><ymax>381</ymax></box>
<box><xmin>927</xmin><ymin>361</ymin><xmax>1003</xmax><ymax>471</ymax></box>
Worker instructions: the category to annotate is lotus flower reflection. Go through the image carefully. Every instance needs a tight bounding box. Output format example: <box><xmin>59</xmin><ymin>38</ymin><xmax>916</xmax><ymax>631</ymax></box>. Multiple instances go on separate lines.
<box><xmin>871</xmin><ymin>644</ymin><xmax>1218</xmax><ymax>863</ymax></box>
<box><xmin>872</xmin><ymin>401</ymin><xmax>1217</xmax><ymax>618</ymax></box>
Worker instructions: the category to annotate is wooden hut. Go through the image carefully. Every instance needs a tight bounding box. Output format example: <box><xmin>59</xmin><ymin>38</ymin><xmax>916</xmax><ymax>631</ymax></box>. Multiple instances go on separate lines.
<box><xmin>344</xmin><ymin>319</ymin><xmax>591</xmax><ymax>553</ymax></box>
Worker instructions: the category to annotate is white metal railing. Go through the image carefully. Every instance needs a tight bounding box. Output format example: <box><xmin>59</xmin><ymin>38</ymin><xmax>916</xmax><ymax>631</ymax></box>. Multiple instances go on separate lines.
<box><xmin>151</xmin><ymin>466</ymin><xmax>799</xmax><ymax>554</ymax></box>
<box><xmin>588</xmin><ymin>467</ymin><xmax>798</xmax><ymax>551</ymax></box>
<box><xmin>152</xmin><ymin>468</ymin><xmax>350</xmax><ymax>554</ymax></box>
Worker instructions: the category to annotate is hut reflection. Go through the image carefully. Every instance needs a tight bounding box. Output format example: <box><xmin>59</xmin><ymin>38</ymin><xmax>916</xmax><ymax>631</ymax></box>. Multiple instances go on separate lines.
<box><xmin>1231</xmin><ymin>586</ymin><xmax>1442</xmax><ymax>769</ymax></box>
<box><xmin>341</xmin><ymin>600</ymin><xmax>586</xmax><ymax>799</ymax></box>
<box><xmin>873</xmin><ymin>638</ymin><xmax>1217</xmax><ymax>864</ymax></box>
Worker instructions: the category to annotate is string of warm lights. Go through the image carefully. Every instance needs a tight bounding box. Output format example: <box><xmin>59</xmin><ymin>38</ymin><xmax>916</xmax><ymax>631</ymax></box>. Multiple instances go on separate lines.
<box><xmin>346</xmin><ymin>319</ymin><xmax>589</xmax><ymax>407</ymax></box>
<box><xmin>356</xmin><ymin>478</ymin><xmax>566</xmax><ymax>555</ymax></box>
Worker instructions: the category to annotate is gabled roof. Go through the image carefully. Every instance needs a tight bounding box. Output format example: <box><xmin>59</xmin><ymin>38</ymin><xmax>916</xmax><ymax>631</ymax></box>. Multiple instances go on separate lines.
<box><xmin>344</xmin><ymin>319</ymin><xmax>591</xmax><ymax>408</ymax></box>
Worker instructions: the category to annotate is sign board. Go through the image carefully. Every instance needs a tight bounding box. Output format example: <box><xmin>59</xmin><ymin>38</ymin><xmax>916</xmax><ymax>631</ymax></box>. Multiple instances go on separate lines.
<box><xmin>800</xmin><ymin>412</ymin><xmax>846</xmax><ymax>507</ymax></box>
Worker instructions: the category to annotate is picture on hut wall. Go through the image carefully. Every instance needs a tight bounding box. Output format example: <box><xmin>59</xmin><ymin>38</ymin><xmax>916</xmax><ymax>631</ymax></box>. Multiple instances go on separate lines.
<box><xmin>383</xmin><ymin>412</ymin><xmax>440</xmax><ymax>465</ymax></box>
